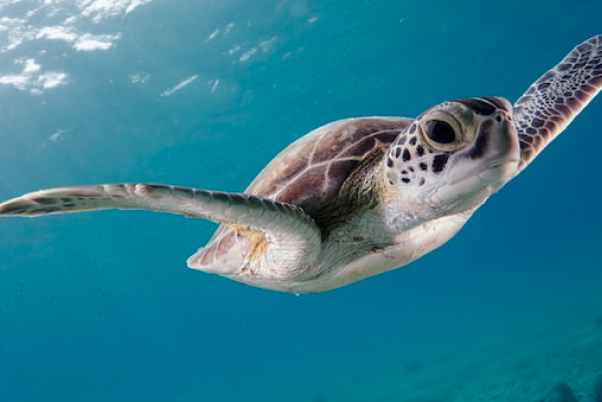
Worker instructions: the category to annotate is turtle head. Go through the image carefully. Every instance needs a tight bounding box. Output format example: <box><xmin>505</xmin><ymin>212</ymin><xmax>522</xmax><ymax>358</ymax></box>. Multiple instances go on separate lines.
<box><xmin>384</xmin><ymin>96</ymin><xmax>520</xmax><ymax>218</ymax></box>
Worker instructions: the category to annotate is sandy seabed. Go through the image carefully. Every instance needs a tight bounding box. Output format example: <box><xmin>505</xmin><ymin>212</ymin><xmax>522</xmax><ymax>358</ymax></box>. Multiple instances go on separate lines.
<box><xmin>262</xmin><ymin>298</ymin><xmax>601</xmax><ymax>402</ymax></box>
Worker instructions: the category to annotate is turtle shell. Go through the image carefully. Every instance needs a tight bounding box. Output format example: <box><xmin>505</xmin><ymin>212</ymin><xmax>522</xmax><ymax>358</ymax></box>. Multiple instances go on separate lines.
<box><xmin>189</xmin><ymin>117</ymin><xmax>412</xmax><ymax>270</ymax></box>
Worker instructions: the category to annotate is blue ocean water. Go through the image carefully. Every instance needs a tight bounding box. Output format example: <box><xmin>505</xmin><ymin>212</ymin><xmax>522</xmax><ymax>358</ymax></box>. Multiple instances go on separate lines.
<box><xmin>0</xmin><ymin>1</ymin><xmax>600</xmax><ymax>401</ymax></box>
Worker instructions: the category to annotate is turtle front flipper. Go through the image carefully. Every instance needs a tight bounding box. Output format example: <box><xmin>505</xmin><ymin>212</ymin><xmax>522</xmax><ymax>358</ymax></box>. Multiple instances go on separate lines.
<box><xmin>513</xmin><ymin>34</ymin><xmax>602</xmax><ymax>174</ymax></box>
<box><xmin>0</xmin><ymin>184</ymin><xmax>322</xmax><ymax>277</ymax></box>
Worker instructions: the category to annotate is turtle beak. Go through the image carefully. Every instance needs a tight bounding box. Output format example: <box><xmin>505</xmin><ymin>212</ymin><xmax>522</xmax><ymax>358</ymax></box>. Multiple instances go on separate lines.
<box><xmin>449</xmin><ymin>97</ymin><xmax>519</xmax><ymax>191</ymax></box>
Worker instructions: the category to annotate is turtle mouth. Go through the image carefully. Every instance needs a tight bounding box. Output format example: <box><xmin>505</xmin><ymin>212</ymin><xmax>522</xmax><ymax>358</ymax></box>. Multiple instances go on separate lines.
<box><xmin>448</xmin><ymin>155</ymin><xmax>518</xmax><ymax>185</ymax></box>
<box><xmin>477</xmin><ymin>159</ymin><xmax>519</xmax><ymax>188</ymax></box>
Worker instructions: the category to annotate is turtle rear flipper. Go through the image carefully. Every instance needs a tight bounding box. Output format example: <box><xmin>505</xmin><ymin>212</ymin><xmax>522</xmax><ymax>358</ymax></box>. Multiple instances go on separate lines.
<box><xmin>0</xmin><ymin>184</ymin><xmax>322</xmax><ymax>277</ymax></box>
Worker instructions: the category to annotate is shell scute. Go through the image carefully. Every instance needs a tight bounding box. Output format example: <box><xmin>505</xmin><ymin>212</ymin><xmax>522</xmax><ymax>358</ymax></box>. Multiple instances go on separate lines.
<box><xmin>249</xmin><ymin>118</ymin><xmax>408</xmax><ymax>203</ymax></box>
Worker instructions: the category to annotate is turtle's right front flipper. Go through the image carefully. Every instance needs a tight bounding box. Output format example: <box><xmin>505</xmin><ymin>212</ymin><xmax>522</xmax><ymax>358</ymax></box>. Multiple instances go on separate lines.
<box><xmin>0</xmin><ymin>184</ymin><xmax>322</xmax><ymax>272</ymax></box>
<box><xmin>513</xmin><ymin>34</ymin><xmax>602</xmax><ymax>174</ymax></box>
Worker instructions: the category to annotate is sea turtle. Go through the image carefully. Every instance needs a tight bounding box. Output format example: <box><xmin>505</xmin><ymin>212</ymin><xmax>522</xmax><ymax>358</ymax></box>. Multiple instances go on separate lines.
<box><xmin>1</xmin><ymin>36</ymin><xmax>601</xmax><ymax>294</ymax></box>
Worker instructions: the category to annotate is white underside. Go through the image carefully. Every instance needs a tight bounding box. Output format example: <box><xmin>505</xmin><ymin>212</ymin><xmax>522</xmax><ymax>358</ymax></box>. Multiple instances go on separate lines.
<box><xmin>302</xmin><ymin>211</ymin><xmax>471</xmax><ymax>293</ymax></box>
<box><xmin>204</xmin><ymin>209</ymin><xmax>473</xmax><ymax>294</ymax></box>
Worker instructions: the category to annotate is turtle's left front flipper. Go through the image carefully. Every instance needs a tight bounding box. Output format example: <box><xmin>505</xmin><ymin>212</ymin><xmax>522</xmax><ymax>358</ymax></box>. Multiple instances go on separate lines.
<box><xmin>513</xmin><ymin>34</ymin><xmax>602</xmax><ymax>174</ymax></box>
<box><xmin>0</xmin><ymin>183</ymin><xmax>322</xmax><ymax>267</ymax></box>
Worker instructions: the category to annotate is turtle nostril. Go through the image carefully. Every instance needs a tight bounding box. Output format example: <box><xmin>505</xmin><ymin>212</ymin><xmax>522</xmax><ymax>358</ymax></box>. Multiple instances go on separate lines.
<box><xmin>495</xmin><ymin>114</ymin><xmax>503</xmax><ymax>123</ymax></box>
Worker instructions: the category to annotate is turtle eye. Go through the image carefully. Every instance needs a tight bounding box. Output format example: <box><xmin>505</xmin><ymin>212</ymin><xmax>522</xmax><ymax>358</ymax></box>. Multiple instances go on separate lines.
<box><xmin>423</xmin><ymin>120</ymin><xmax>456</xmax><ymax>144</ymax></box>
